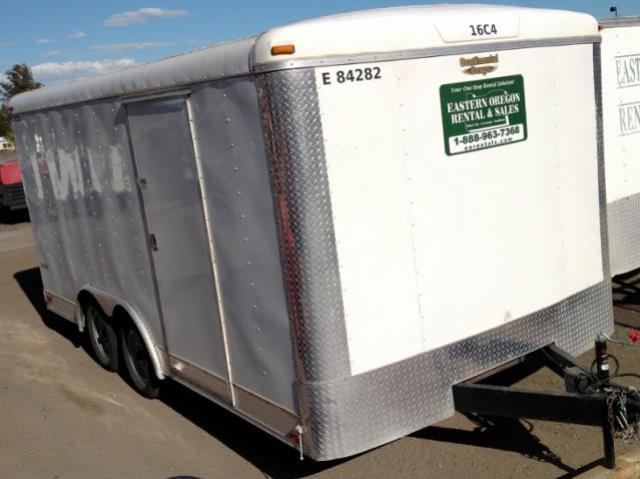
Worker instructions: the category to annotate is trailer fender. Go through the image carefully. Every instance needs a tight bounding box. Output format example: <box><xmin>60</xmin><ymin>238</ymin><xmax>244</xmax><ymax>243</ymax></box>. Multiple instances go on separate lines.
<box><xmin>77</xmin><ymin>286</ymin><xmax>166</xmax><ymax>380</ymax></box>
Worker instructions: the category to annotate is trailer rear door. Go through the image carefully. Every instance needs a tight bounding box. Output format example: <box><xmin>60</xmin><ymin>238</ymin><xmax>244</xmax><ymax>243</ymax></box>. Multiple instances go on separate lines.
<box><xmin>314</xmin><ymin>43</ymin><xmax>603</xmax><ymax>375</ymax></box>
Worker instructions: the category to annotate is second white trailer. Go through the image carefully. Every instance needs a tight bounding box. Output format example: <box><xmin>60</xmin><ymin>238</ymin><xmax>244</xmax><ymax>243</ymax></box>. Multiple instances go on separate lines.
<box><xmin>600</xmin><ymin>17</ymin><xmax>640</xmax><ymax>276</ymax></box>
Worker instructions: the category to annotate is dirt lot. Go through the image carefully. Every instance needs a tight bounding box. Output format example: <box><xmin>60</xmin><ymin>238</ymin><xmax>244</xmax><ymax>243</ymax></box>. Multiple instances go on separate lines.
<box><xmin>2</xmin><ymin>215</ymin><xmax>640</xmax><ymax>479</ymax></box>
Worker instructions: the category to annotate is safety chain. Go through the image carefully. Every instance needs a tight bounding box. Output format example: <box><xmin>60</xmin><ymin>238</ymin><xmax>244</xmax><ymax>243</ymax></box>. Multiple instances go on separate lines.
<box><xmin>607</xmin><ymin>387</ymin><xmax>640</xmax><ymax>443</ymax></box>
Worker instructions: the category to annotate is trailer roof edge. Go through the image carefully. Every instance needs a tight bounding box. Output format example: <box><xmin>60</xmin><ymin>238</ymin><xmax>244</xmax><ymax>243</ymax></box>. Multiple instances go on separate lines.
<box><xmin>10</xmin><ymin>5</ymin><xmax>601</xmax><ymax>114</ymax></box>
<box><xmin>598</xmin><ymin>16</ymin><xmax>640</xmax><ymax>28</ymax></box>
<box><xmin>9</xmin><ymin>36</ymin><xmax>256</xmax><ymax>114</ymax></box>
<box><xmin>252</xmin><ymin>35</ymin><xmax>601</xmax><ymax>74</ymax></box>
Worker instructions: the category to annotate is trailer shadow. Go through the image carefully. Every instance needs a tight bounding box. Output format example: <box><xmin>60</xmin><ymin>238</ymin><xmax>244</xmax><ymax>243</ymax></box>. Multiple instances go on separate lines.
<box><xmin>0</xmin><ymin>208</ymin><xmax>30</xmax><ymax>225</ymax></box>
<box><xmin>13</xmin><ymin>267</ymin><xmax>83</xmax><ymax>350</ymax></box>
<box><xmin>160</xmin><ymin>380</ymin><xmax>345</xmax><ymax>478</ymax></box>
<box><xmin>613</xmin><ymin>269</ymin><xmax>640</xmax><ymax>328</ymax></box>
<box><xmin>414</xmin><ymin>417</ymin><xmax>603</xmax><ymax>478</ymax></box>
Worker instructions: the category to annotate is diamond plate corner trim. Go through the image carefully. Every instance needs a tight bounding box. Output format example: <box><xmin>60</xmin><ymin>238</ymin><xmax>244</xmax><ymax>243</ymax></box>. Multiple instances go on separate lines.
<box><xmin>302</xmin><ymin>280</ymin><xmax>613</xmax><ymax>461</ymax></box>
<box><xmin>593</xmin><ymin>42</ymin><xmax>612</xmax><ymax>280</ymax></box>
<box><xmin>608</xmin><ymin>194</ymin><xmax>640</xmax><ymax>275</ymax></box>
<box><xmin>256</xmin><ymin>69</ymin><xmax>351</xmax><ymax>386</ymax></box>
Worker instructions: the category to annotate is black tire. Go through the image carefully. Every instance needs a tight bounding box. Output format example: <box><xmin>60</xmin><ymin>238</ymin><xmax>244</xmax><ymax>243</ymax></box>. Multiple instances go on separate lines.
<box><xmin>121</xmin><ymin>323</ymin><xmax>160</xmax><ymax>399</ymax></box>
<box><xmin>86</xmin><ymin>303</ymin><xmax>119</xmax><ymax>372</ymax></box>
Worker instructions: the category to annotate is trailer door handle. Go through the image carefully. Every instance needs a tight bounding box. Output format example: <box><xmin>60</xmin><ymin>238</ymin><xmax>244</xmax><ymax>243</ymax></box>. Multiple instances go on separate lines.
<box><xmin>149</xmin><ymin>233</ymin><xmax>158</xmax><ymax>251</ymax></box>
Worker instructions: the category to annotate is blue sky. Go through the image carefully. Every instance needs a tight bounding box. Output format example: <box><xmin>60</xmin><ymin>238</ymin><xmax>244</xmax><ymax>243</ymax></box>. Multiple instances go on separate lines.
<box><xmin>1</xmin><ymin>1</ymin><xmax>638</xmax><ymax>85</ymax></box>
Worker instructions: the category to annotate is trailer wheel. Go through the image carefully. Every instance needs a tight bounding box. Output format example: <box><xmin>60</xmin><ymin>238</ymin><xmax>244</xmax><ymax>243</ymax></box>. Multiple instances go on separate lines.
<box><xmin>86</xmin><ymin>303</ymin><xmax>119</xmax><ymax>372</ymax></box>
<box><xmin>121</xmin><ymin>323</ymin><xmax>160</xmax><ymax>399</ymax></box>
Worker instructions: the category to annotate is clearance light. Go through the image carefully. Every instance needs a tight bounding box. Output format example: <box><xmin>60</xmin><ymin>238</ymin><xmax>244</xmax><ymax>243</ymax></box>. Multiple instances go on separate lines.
<box><xmin>271</xmin><ymin>44</ymin><xmax>296</xmax><ymax>56</ymax></box>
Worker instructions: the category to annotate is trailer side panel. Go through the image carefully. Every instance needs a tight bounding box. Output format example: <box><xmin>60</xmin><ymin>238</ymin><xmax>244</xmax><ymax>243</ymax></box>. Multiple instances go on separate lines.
<box><xmin>190</xmin><ymin>77</ymin><xmax>297</xmax><ymax>412</ymax></box>
<box><xmin>12</xmin><ymin>101</ymin><xmax>165</xmax><ymax>356</ymax></box>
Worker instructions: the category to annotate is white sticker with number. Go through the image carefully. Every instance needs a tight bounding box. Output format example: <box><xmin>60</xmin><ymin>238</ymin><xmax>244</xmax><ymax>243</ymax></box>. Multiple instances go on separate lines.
<box><xmin>435</xmin><ymin>13</ymin><xmax>520</xmax><ymax>43</ymax></box>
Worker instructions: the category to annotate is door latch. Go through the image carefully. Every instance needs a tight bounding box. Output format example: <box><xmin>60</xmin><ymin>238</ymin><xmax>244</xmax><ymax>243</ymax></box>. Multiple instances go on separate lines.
<box><xmin>149</xmin><ymin>233</ymin><xmax>158</xmax><ymax>251</ymax></box>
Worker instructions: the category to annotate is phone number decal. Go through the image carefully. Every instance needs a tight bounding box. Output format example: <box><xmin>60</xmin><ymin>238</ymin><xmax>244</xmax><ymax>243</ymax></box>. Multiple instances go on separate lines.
<box><xmin>451</xmin><ymin>125</ymin><xmax>524</xmax><ymax>153</ymax></box>
<box><xmin>440</xmin><ymin>74</ymin><xmax>528</xmax><ymax>156</ymax></box>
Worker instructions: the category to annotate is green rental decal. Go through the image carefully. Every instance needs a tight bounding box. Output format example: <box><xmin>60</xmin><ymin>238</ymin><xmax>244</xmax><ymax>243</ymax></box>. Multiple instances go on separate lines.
<box><xmin>439</xmin><ymin>74</ymin><xmax>527</xmax><ymax>156</ymax></box>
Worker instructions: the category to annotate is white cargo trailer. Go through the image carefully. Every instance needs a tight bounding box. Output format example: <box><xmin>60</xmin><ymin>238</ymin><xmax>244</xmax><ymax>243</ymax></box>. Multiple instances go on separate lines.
<box><xmin>599</xmin><ymin>17</ymin><xmax>640</xmax><ymax>276</ymax></box>
<box><xmin>10</xmin><ymin>5</ymin><xmax>613</xmax><ymax>461</ymax></box>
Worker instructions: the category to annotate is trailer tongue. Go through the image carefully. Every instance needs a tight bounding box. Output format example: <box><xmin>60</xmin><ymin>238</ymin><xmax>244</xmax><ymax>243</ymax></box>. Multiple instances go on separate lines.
<box><xmin>454</xmin><ymin>336</ymin><xmax>640</xmax><ymax>469</ymax></box>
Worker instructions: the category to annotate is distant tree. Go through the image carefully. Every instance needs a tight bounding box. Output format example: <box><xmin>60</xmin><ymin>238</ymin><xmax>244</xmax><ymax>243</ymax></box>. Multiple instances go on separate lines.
<box><xmin>1</xmin><ymin>64</ymin><xmax>42</xmax><ymax>100</ymax></box>
<box><xmin>0</xmin><ymin>64</ymin><xmax>43</xmax><ymax>142</ymax></box>
<box><xmin>0</xmin><ymin>105</ymin><xmax>10</xmax><ymax>140</ymax></box>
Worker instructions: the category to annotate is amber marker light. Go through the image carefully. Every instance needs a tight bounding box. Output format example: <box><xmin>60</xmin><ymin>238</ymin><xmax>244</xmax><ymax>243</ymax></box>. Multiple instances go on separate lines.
<box><xmin>271</xmin><ymin>44</ymin><xmax>296</xmax><ymax>55</ymax></box>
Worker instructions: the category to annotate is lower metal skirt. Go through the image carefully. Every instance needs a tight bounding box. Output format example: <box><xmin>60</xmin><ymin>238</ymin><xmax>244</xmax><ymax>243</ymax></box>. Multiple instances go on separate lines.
<box><xmin>301</xmin><ymin>280</ymin><xmax>613</xmax><ymax>460</ymax></box>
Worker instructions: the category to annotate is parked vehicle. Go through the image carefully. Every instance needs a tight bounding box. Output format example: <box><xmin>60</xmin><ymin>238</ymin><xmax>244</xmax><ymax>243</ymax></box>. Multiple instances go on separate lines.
<box><xmin>9</xmin><ymin>5</ymin><xmax>613</xmax><ymax>461</ymax></box>
<box><xmin>0</xmin><ymin>136</ymin><xmax>13</xmax><ymax>150</ymax></box>
<box><xmin>0</xmin><ymin>151</ymin><xmax>27</xmax><ymax>216</ymax></box>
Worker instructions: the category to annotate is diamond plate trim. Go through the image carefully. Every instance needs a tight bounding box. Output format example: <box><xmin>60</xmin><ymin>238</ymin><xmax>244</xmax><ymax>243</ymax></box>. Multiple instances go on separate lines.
<box><xmin>302</xmin><ymin>280</ymin><xmax>613</xmax><ymax>460</ymax></box>
<box><xmin>256</xmin><ymin>69</ymin><xmax>351</xmax><ymax>384</ymax></box>
<box><xmin>608</xmin><ymin>194</ymin><xmax>640</xmax><ymax>276</ymax></box>
<box><xmin>594</xmin><ymin>42</ymin><xmax>612</xmax><ymax>280</ymax></box>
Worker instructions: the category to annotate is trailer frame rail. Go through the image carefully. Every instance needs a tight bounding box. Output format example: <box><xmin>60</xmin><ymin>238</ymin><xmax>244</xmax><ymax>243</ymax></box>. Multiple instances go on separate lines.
<box><xmin>452</xmin><ymin>343</ymin><xmax>640</xmax><ymax>470</ymax></box>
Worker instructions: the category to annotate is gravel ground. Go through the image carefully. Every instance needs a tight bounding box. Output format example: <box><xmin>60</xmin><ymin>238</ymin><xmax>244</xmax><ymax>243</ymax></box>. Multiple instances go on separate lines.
<box><xmin>1</xmin><ymin>218</ymin><xmax>640</xmax><ymax>479</ymax></box>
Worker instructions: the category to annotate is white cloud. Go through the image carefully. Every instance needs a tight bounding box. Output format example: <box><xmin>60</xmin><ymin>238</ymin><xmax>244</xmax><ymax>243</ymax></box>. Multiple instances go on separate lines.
<box><xmin>91</xmin><ymin>42</ymin><xmax>173</xmax><ymax>53</ymax></box>
<box><xmin>37</xmin><ymin>37</ymin><xmax>57</xmax><ymax>44</ymax></box>
<box><xmin>32</xmin><ymin>59</ymin><xmax>136</xmax><ymax>80</ymax></box>
<box><xmin>105</xmin><ymin>8</ymin><xmax>188</xmax><ymax>27</ymax></box>
<box><xmin>43</xmin><ymin>50</ymin><xmax>76</xmax><ymax>57</ymax></box>
<box><xmin>68</xmin><ymin>31</ymin><xmax>86</xmax><ymax>39</ymax></box>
